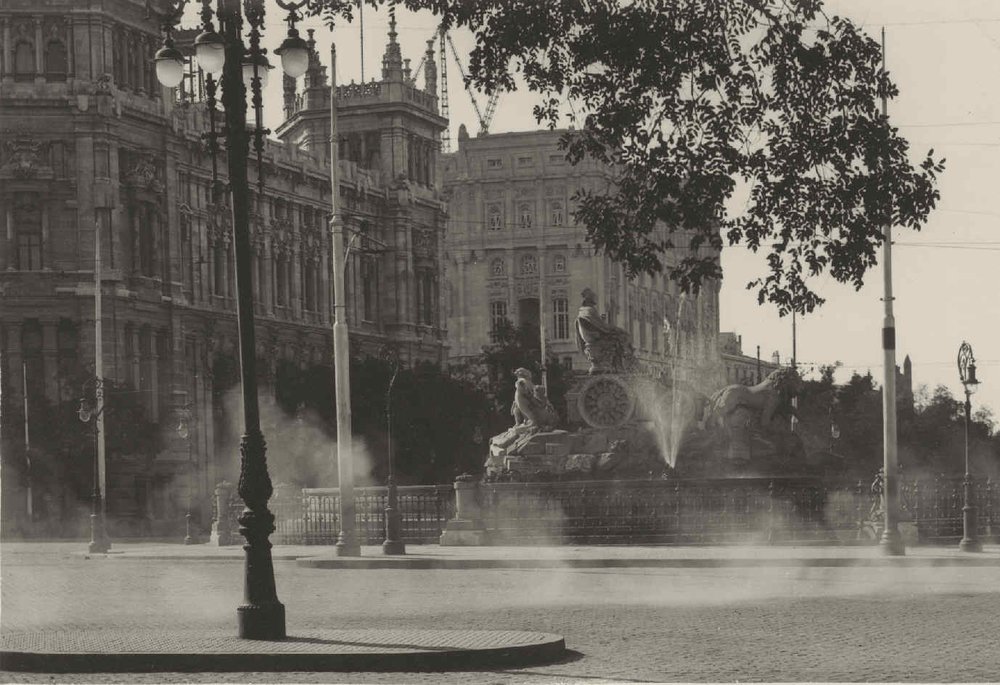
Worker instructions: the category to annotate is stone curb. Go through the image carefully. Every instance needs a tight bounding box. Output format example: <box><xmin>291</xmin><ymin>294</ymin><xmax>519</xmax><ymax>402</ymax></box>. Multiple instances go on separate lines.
<box><xmin>295</xmin><ymin>555</ymin><xmax>1000</xmax><ymax>569</ymax></box>
<box><xmin>0</xmin><ymin>629</ymin><xmax>566</xmax><ymax>673</ymax></box>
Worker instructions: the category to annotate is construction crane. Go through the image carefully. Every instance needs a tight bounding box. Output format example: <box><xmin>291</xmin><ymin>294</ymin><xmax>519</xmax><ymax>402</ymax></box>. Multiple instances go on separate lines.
<box><xmin>439</xmin><ymin>28</ymin><xmax>451</xmax><ymax>152</ymax></box>
<box><xmin>445</xmin><ymin>32</ymin><xmax>500</xmax><ymax>137</ymax></box>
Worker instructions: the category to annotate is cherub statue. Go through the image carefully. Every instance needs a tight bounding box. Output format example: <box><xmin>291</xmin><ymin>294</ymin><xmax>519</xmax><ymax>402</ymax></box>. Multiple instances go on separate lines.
<box><xmin>511</xmin><ymin>368</ymin><xmax>559</xmax><ymax>431</ymax></box>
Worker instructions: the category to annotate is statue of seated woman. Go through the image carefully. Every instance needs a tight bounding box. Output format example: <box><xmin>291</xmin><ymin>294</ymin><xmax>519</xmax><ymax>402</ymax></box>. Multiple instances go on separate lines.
<box><xmin>575</xmin><ymin>288</ymin><xmax>637</xmax><ymax>374</ymax></box>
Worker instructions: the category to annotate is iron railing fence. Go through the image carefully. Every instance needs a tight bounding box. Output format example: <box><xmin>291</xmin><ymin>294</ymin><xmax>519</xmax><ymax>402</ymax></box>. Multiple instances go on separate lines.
<box><xmin>479</xmin><ymin>478</ymin><xmax>867</xmax><ymax>544</ymax></box>
<box><xmin>213</xmin><ymin>476</ymin><xmax>1000</xmax><ymax>546</ymax></box>
<box><xmin>221</xmin><ymin>484</ymin><xmax>455</xmax><ymax>545</ymax></box>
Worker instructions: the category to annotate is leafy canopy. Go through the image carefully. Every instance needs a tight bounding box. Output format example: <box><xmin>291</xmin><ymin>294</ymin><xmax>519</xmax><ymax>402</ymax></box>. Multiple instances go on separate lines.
<box><xmin>308</xmin><ymin>0</ymin><xmax>943</xmax><ymax>314</ymax></box>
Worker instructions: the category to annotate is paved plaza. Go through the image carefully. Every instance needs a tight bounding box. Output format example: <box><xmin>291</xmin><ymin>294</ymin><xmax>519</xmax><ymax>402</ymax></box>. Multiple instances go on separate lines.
<box><xmin>2</xmin><ymin>541</ymin><xmax>1000</xmax><ymax>682</ymax></box>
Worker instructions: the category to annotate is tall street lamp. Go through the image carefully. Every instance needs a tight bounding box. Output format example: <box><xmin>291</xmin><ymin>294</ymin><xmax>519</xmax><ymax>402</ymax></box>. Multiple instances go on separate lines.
<box><xmin>156</xmin><ymin>0</ymin><xmax>310</xmax><ymax>640</ymax></box>
<box><xmin>380</xmin><ymin>345</ymin><xmax>404</xmax><ymax>555</ymax></box>
<box><xmin>175</xmin><ymin>405</ymin><xmax>197</xmax><ymax>544</ymax></box>
<box><xmin>78</xmin><ymin>377</ymin><xmax>110</xmax><ymax>554</ymax></box>
<box><xmin>958</xmin><ymin>341</ymin><xmax>982</xmax><ymax>553</ymax></box>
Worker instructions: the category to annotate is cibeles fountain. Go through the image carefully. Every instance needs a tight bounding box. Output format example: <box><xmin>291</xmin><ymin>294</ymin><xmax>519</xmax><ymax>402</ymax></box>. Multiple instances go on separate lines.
<box><xmin>485</xmin><ymin>288</ymin><xmax>808</xmax><ymax>481</ymax></box>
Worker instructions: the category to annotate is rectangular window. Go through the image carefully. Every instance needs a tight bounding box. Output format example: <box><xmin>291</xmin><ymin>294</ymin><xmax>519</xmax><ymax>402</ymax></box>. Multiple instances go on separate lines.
<box><xmin>486</xmin><ymin>158</ymin><xmax>503</xmax><ymax>169</ymax></box>
<box><xmin>552</xmin><ymin>297</ymin><xmax>569</xmax><ymax>340</ymax></box>
<box><xmin>14</xmin><ymin>193</ymin><xmax>42</xmax><ymax>270</ymax></box>
<box><xmin>487</xmin><ymin>205</ymin><xmax>503</xmax><ymax>231</ymax></box>
<box><xmin>517</xmin><ymin>156</ymin><xmax>534</xmax><ymax>167</ymax></box>
<box><xmin>548</xmin><ymin>154</ymin><xmax>565</xmax><ymax>165</ymax></box>
<box><xmin>550</xmin><ymin>204</ymin><xmax>564</xmax><ymax>227</ymax></box>
<box><xmin>490</xmin><ymin>300</ymin><xmax>508</xmax><ymax>335</ymax></box>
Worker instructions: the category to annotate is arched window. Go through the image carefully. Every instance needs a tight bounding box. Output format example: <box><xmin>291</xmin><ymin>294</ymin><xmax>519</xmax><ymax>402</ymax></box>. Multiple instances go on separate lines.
<box><xmin>14</xmin><ymin>41</ymin><xmax>35</xmax><ymax>81</ymax></box>
<box><xmin>552</xmin><ymin>254</ymin><xmax>566</xmax><ymax>274</ymax></box>
<box><xmin>44</xmin><ymin>40</ymin><xmax>68</xmax><ymax>81</ymax></box>
<box><xmin>490</xmin><ymin>258</ymin><xmax>505</xmax><ymax>276</ymax></box>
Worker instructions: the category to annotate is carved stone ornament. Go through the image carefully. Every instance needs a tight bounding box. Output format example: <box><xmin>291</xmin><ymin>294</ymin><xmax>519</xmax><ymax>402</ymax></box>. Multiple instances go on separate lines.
<box><xmin>413</xmin><ymin>227</ymin><xmax>435</xmax><ymax>255</ymax></box>
<box><xmin>2</xmin><ymin>135</ymin><xmax>51</xmax><ymax>179</ymax></box>
<box><xmin>577</xmin><ymin>374</ymin><xmax>636</xmax><ymax>429</ymax></box>
<box><xmin>124</xmin><ymin>154</ymin><xmax>165</xmax><ymax>193</ymax></box>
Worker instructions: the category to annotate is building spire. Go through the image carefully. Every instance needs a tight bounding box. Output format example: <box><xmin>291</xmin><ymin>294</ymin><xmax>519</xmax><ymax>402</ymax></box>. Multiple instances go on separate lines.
<box><xmin>381</xmin><ymin>3</ymin><xmax>404</xmax><ymax>81</ymax></box>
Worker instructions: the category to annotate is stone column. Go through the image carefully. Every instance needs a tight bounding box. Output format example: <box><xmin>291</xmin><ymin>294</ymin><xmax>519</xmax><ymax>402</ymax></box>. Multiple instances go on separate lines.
<box><xmin>6</xmin><ymin>322</ymin><xmax>24</xmax><ymax>406</ymax></box>
<box><xmin>291</xmin><ymin>238</ymin><xmax>302</xmax><ymax>318</ymax></box>
<box><xmin>40</xmin><ymin>320</ymin><xmax>58</xmax><ymax>402</ymax></box>
<box><xmin>3</xmin><ymin>204</ymin><xmax>12</xmax><ymax>271</ymax></box>
<box><xmin>262</xmin><ymin>238</ymin><xmax>273</xmax><ymax>316</ymax></box>
<box><xmin>33</xmin><ymin>17</ymin><xmax>43</xmax><ymax>83</ymax></box>
<box><xmin>318</xmin><ymin>240</ymin><xmax>329</xmax><ymax>325</ymax></box>
<box><xmin>130</xmin><ymin>327</ymin><xmax>141</xmax><ymax>400</ymax></box>
<box><xmin>456</xmin><ymin>259</ymin><xmax>467</xmax><ymax>355</ymax></box>
<box><xmin>150</xmin><ymin>335</ymin><xmax>160</xmax><ymax>422</ymax></box>
<box><xmin>1</xmin><ymin>19</ymin><xmax>11</xmax><ymax>80</ymax></box>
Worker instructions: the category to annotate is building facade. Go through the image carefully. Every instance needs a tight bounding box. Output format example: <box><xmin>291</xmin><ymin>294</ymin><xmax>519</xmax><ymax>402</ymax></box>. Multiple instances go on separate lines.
<box><xmin>0</xmin><ymin>0</ymin><xmax>447</xmax><ymax>536</ymax></box>
<box><xmin>719</xmin><ymin>332</ymin><xmax>782</xmax><ymax>386</ymax></box>
<box><xmin>440</xmin><ymin>128</ymin><xmax>722</xmax><ymax>388</ymax></box>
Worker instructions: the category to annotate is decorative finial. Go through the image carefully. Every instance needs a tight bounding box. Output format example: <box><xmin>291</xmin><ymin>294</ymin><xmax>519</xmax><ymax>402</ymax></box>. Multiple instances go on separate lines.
<box><xmin>389</xmin><ymin>4</ymin><xmax>398</xmax><ymax>43</ymax></box>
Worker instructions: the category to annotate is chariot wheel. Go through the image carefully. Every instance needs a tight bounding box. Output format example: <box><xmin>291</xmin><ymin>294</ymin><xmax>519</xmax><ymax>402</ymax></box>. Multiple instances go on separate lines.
<box><xmin>578</xmin><ymin>374</ymin><xmax>635</xmax><ymax>429</ymax></box>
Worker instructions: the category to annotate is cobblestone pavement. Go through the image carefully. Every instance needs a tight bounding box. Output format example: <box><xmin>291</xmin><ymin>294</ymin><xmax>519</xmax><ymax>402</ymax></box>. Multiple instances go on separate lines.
<box><xmin>2</xmin><ymin>542</ymin><xmax>1000</xmax><ymax>683</ymax></box>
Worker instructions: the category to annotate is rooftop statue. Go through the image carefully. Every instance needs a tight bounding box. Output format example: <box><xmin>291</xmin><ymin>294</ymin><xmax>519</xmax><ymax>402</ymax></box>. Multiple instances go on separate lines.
<box><xmin>575</xmin><ymin>288</ymin><xmax>637</xmax><ymax>374</ymax></box>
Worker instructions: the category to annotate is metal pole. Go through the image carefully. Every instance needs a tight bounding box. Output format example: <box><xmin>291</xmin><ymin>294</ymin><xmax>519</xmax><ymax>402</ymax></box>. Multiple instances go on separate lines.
<box><xmin>330</xmin><ymin>40</ymin><xmax>360</xmax><ymax>557</ymax></box>
<box><xmin>960</xmin><ymin>388</ymin><xmax>981</xmax><ymax>551</ymax></box>
<box><xmin>878</xmin><ymin>26</ymin><xmax>904</xmax><ymax>556</ymax></box>
<box><xmin>219</xmin><ymin>0</ymin><xmax>285</xmax><ymax>639</ymax></box>
<box><xmin>22</xmin><ymin>361</ymin><xmax>31</xmax><ymax>521</ymax></box>
<box><xmin>539</xmin><ymin>246</ymin><xmax>548</xmax><ymax>392</ymax></box>
<box><xmin>89</xmin><ymin>215</ymin><xmax>110</xmax><ymax>554</ymax></box>
<box><xmin>382</xmin><ymin>350</ymin><xmax>404</xmax><ymax>554</ymax></box>
<box><xmin>790</xmin><ymin>311</ymin><xmax>798</xmax><ymax>432</ymax></box>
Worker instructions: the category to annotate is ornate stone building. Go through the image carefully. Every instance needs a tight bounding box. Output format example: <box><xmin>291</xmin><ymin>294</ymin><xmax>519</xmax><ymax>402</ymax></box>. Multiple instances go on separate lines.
<box><xmin>440</xmin><ymin>128</ymin><xmax>722</xmax><ymax>388</ymax></box>
<box><xmin>0</xmin><ymin>0</ymin><xmax>447</xmax><ymax>535</ymax></box>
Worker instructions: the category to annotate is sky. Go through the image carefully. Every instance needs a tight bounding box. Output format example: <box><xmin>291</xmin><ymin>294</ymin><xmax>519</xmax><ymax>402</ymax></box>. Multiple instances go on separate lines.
<box><xmin>205</xmin><ymin>1</ymin><xmax>1000</xmax><ymax>419</ymax></box>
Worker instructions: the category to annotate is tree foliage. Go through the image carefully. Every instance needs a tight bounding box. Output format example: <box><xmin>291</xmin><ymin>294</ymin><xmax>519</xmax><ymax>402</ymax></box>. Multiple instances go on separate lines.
<box><xmin>310</xmin><ymin>0</ymin><xmax>942</xmax><ymax>314</ymax></box>
<box><xmin>793</xmin><ymin>372</ymin><xmax>999</xmax><ymax>479</ymax></box>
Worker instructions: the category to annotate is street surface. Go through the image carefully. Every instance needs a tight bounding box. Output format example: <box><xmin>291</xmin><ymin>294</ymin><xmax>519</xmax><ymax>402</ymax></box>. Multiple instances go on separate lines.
<box><xmin>2</xmin><ymin>542</ymin><xmax>999</xmax><ymax>683</ymax></box>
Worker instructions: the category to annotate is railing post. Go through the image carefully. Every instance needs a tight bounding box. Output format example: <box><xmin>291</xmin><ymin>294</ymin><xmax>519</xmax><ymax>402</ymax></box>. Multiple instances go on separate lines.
<box><xmin>440</xmin><ymin>473</ymin><xmax>489</xmax><ymax>546</ymax></box>
<box><xmin>210</xmin><ymin>480</ymin><xmax>236</xmax><ymax>546</ymax></box>
<box><xmin>766</xmin><ymin>480</ymin><xmax>776</xmax><ymax>545</ymax></box>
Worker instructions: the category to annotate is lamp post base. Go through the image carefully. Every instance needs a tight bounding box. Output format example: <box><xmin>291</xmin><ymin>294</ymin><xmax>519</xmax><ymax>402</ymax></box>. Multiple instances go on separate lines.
<box><xmin>382</xmin><ymin>539</ymin><xmax>406</xmax><ymax>555</ymax></box>
<box><xmin>334</xmin><ymin>540</ymin><xmax>361</xmax><ymax>557</ymax></box>
<box><xmin>960</xmin><ymin>504</ymin><xmax>981</xmax><ymax>552</ymax></box>
<box><xmin>878</xmin><ymin>528</ymin><xmax>905</xmax><ymax>556</ymax></box>
<box><xmin>88</xmin><ymin>513</ymin><xmax>111</xmax><ymax>554</ymax></box>
<box><xmin>237</xmin><ymin>602</ymin><xmax>286</xmax><ymax>641</ymax></box>
<box><xmin>959</xmin><ymin>537</ymin><xmax>982</xmax><ymax>553</ymax></box>
<box><xmin>184</xmin><ymin>512</ymin><xmax>196</xmax><ymax>545</ymax></box>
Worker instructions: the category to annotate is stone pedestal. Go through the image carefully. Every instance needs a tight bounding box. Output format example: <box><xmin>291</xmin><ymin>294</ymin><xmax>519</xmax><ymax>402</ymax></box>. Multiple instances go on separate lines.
<box><xmin>440</xmin><ymin>475</ymin><xmax>489</xmax><ymax>546</ymax></box>
<box><xmin>209</xmin><ymin>480</ymin><xmax>236</xmax><ymax>546</ymax></box>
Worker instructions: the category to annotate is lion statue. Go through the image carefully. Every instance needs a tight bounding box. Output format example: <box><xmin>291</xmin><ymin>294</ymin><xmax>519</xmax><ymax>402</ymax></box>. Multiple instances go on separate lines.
<box><xmin>701</xmin><ymin>366</ymin><xmax>802</xmax><ymax>436</ymax></box>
